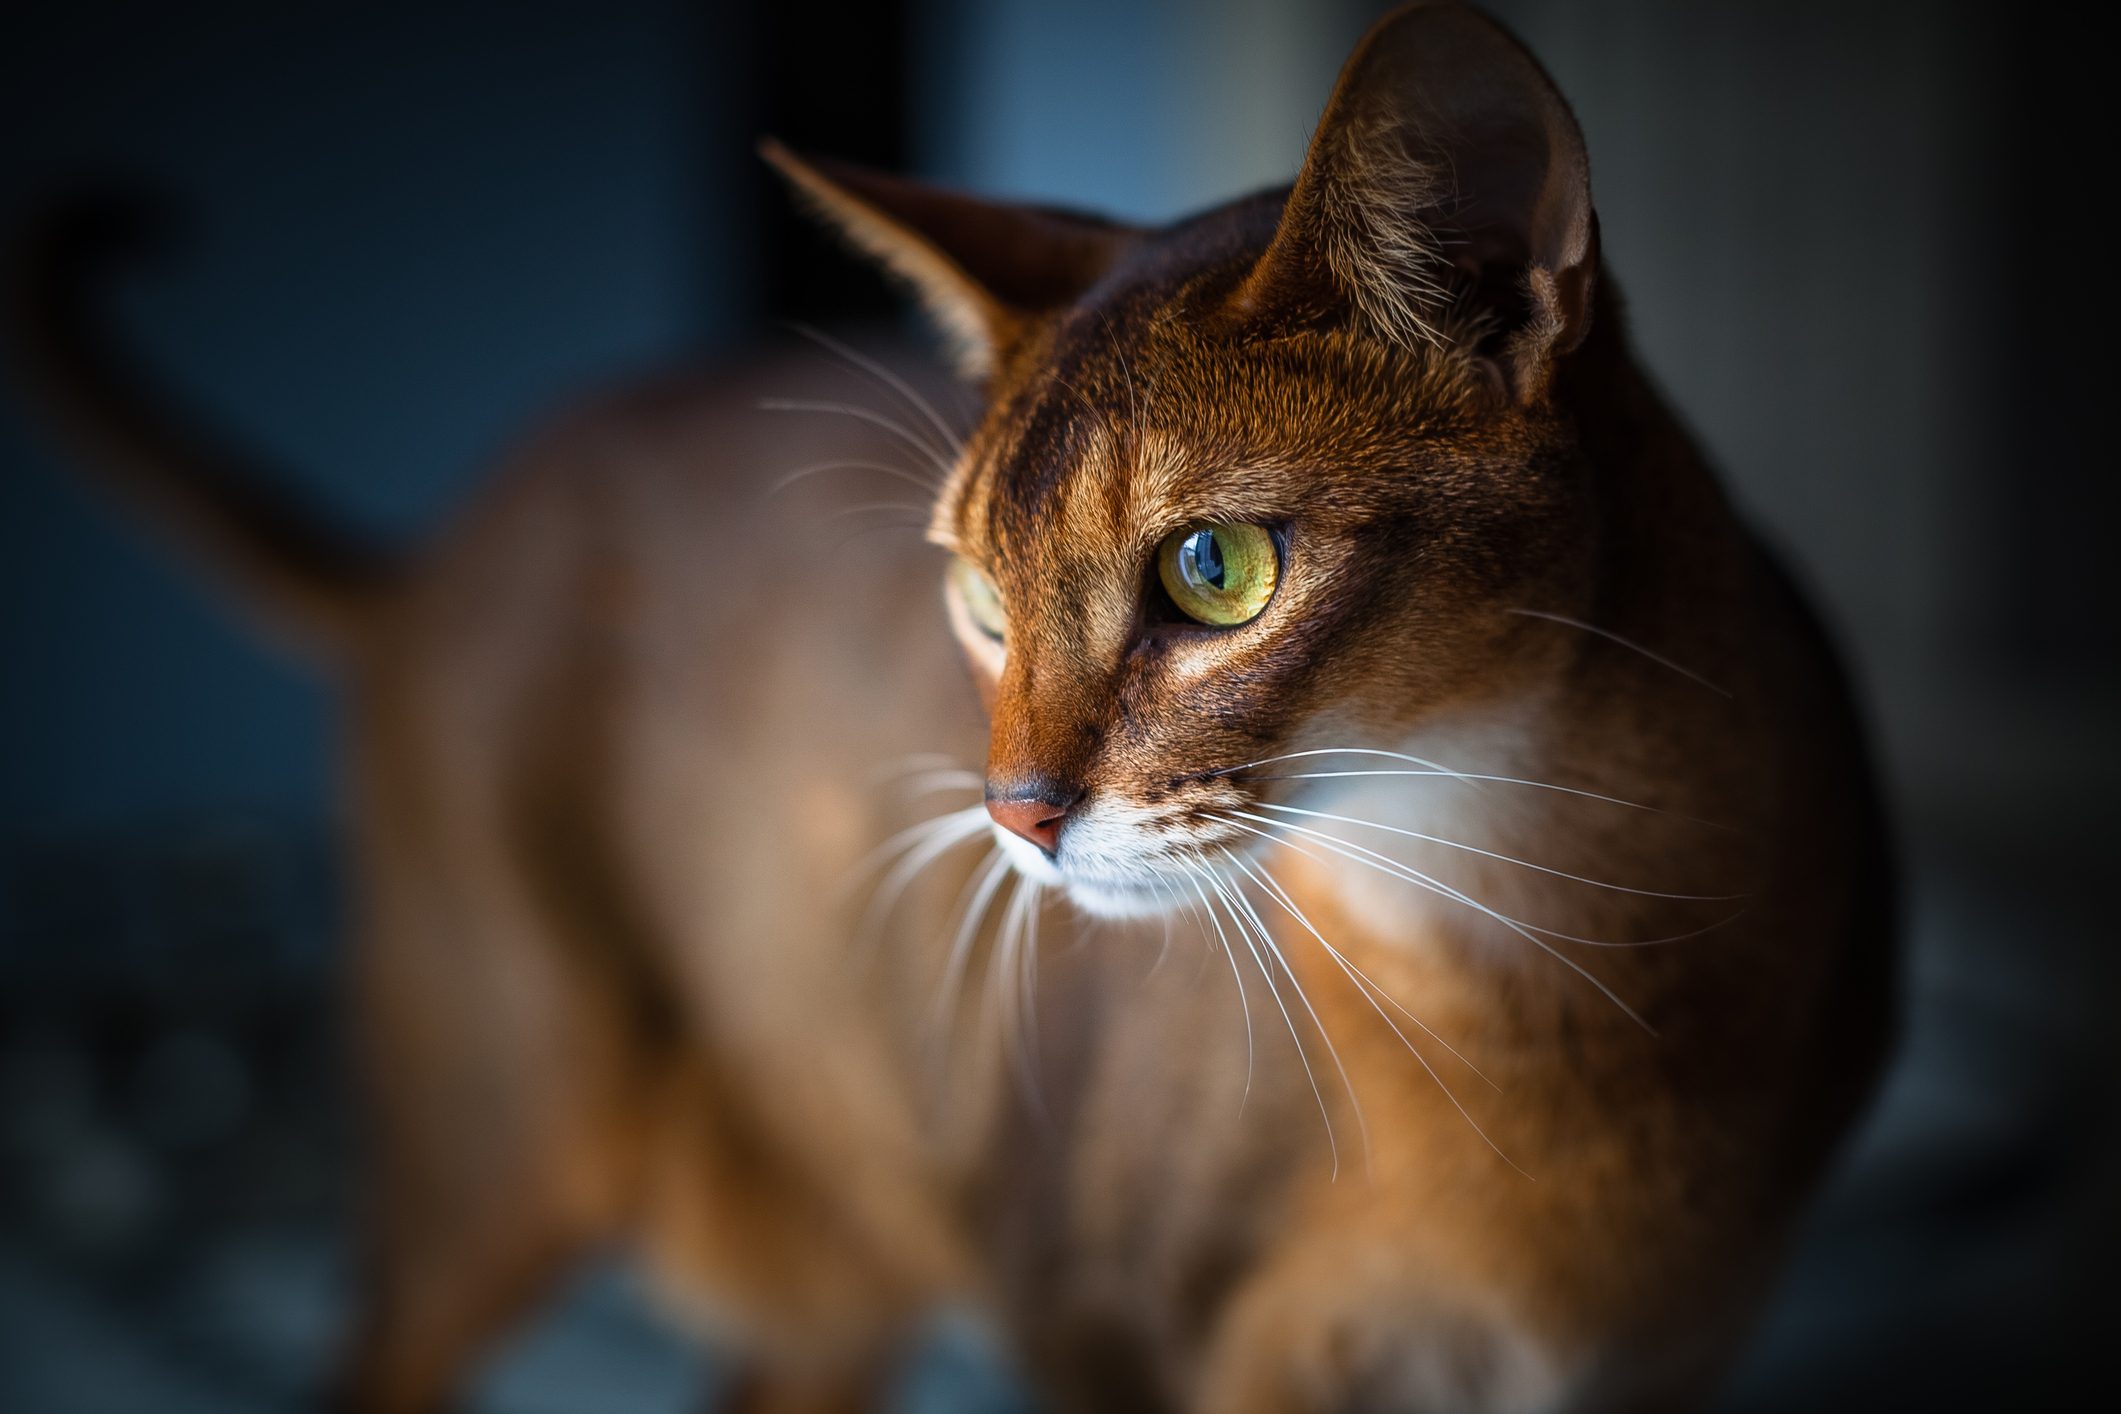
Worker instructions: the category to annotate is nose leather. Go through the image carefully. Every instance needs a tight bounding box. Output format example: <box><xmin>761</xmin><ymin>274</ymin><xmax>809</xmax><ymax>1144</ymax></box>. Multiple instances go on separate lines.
<box><xmin>985</xmin><ymin>788</ymin><xmax>1075</xmax><ymax>856</ymax></box>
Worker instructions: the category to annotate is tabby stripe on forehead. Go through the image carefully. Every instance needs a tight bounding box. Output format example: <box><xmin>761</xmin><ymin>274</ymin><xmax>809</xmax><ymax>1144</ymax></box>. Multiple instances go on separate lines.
<box><xmin>988</xmin><ymin>386</ymin><xmax>1090</xmax><ymax>548</ymax></box>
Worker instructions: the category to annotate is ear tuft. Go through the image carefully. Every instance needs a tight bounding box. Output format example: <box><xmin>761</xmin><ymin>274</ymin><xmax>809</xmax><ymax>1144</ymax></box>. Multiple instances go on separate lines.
<box><xmin>1313</xmin><ymin>114</ymin><xmax>1461</xmax><ymax>351</ymax></box>
<box><xmin>1236</xmin><ymin>2</ymin><xmax>1597</xmax><ymax>400</ymax></box>
<box><xmin>760</xmin><ymin>140</ymin><xmax>1138</xmax><ymax>380</ymax></box>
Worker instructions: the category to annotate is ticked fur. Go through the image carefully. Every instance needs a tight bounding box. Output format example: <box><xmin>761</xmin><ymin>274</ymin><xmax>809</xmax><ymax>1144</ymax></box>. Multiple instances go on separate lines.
<box><xmin>13</xmin><ymin>5</ymin><xmax>1893</xmax><ymax>1412</ymax></box>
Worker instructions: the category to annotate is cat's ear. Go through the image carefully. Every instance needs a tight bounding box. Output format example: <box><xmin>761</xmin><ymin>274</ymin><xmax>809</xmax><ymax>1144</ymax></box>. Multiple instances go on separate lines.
<box><xmin>762</xmin><ymin>141</ymin><xmax>1140</xmax><ymax>380</ymax></box>
<box><xmin>1234</xmin><ymin>2</ymin><xmax>1596</xmax><ymax>401</ymax></box>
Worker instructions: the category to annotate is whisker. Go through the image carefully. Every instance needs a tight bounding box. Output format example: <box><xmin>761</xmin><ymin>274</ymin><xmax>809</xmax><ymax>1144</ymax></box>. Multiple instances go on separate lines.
<box><xmin>1227</xmin><ymin>813</ymin><xmax>1654</xmax><ymax>1033</ymax></box>
<box><xmin>764</xmin><ymin>458</ymin><xmax>942</xmax><ymax>504</ymax></box>
<box><xmin>1229</xmin><ymin>769</ymin><xmax>1730</xmax><ymax>827</ymax></box>
<box><xmin>1255</xmin><ymin>803</ymin><xmax>1745</xmax><ymax>901</ymax></box>
<box><xmin>1041</xmin><ymin>368</ymin><xmax>1105</xmax><ymax>429</ymax></box>
<box><xmin>1182</xmin><ymin>864</ymin><xmax>1256</xmax><ymax>1108</ymax></box>
<box><xmin>1202</xmin><ymin>863</ymin><xmax>1342</xmax><ymax>1175</ymax></box>
<box><xmin>1098</xmin><ymin>310</ymin><xmax>1146</xmax><ymax>442</ymax></box>
<box><xmin>1223</xmin><ymin>847</ymin><xmax>1497</xmax><ymax>1090</ymax></box>
<box><xmin>1163</xmin><ymin>873</ymin><xmax>1219</xmax><ymax>986</ymax></box>
<box><xmin>1214</xmin><ymin>748</ymin><xmax>1733</xmax><ymax>826</ymax></box>
<box><xmin>931</xmin><ymin>849</ymin><xmax>1013</xmax><ymax>1039</ymax></box>
<box><xmin>895</xmin><ymin>768</ymin><xmax>985</xmax><ymax>801</ymax></box>
<box><xmin>827</xmin><ymin>500</ymin><xmax>932</xmax><ymax>520</ymax></box>
<box><xmin>1013</xmin><ymin>873</ymin><xmax>1039</xmax><ymax>1038</ymax></box>
<box><xmin>1228</xmin><ymin>850</ymin><xmax>1529</xmax><ymax>1178</ymax></box>
<box><xmin>1508</xmin><ymin>607</ymin><xmax>1732</xmax><ymax>698</ymax></box>
<box><xmin>993</xmin><ymin>877</ymin><xmax>1049</xmax><ymax>1121</ymax></box>
<box><xmin>756</xmin><ymin>397</ymin><xmax>956</xmax><ymax>479</ymax></box>
<box><xmin>850</xmin><ymin>807</ymin><xmax>991</xmax><ymax>960</ymax></box>
<box><xmin>985</xmin><ymin>879</ymin><xmax>1022</xmax><ymax>1075</ymax></box>
<box><xmin>785</xmin><ymin>322</ymin><xmax>965</xmax><ymax>465</ymax></box>
<box><xmin>1018</xmin><ymin>881</ymin><xmax>1048</xmax><ymax>1062</ymax></box>
<box><xmin>1210</xmin><ymin>747</ymin><xmax>1484</xmax><ymax>790</ymax></box>
<box><xmin>1146</xmin><ymin>876</ymin><xmax>1179</xmax><ymax>978</ymax></box>
<box><xmin>866</xmin><ymin>751</ymin><xmax>960</xmax><ymax>783</ymax></box>
<box><xmin>1214</xmin><ymin>852</ymin><xmax>1372</xmax><ymax>1177</ymax></box>
<box><xmin>842</xmin><ymin>803</ymin><xmax>986</xmax><ymax>895</ymax></box>
<box><xmin>826</xmin><ymin>517</ymin><xmax>934</xmax><ymax>556</ymax></box>
<box><xmin>1223</xmin><ymin>816</ymin><xmax>1733</xmax><ymax>950</ymax></box>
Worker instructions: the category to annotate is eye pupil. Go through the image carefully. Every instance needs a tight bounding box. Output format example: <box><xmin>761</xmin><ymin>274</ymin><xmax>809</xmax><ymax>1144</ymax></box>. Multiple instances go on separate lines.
<box><xmin>1186</xmin><ymin>530</ymin><xmax>1226</xmax><ymax>589</ymax></box>
<box><xmin>1156</xmin><ymin>522</ymin><xmax>1278</xmax><ymax>628</ymax></box>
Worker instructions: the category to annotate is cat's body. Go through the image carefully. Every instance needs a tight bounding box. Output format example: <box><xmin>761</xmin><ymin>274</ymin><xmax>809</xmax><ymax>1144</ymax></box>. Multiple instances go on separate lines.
<box><xmin>13</xmin><ymin>6</ymin><xmax>1894</xmax><ymax>1411</ymax></box>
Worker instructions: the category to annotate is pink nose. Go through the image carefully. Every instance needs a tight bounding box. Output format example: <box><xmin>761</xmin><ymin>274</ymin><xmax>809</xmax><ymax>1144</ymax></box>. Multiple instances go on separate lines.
<box><xmin>985</xmin><ymin>790</ymin><xmax>1073</xmax><ymax>856</ymax></box>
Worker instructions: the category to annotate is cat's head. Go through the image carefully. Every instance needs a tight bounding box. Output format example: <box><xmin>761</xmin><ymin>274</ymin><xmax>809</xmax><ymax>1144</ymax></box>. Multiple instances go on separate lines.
<box><xmin>771</xmin><ymin>2</ymin><xmax>1602</xmax><ymax>917</ymax></box>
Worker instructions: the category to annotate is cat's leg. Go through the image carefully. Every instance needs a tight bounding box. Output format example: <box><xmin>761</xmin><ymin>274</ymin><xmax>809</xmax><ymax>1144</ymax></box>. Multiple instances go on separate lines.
<box><xmin>1190</xmin><ymin>1254</ymin><xmax>1574</xmax><ymax>1414</ymax></box>
<box><xmin>333</xmin><ymin>928</ymin><xmax>631</xmax><ymax>1414</ymax></box>
<box><xmin>337</xmin><ymin>1150</ymin><xmax>601</xmax><ymax>1414</ymax></box>
<box><xmin>332</xmin><ymin>743</ymin><xmax>642</xmax><ymax>1414</ymax></box>
<box><xmin>716</xmin><ymin>1354</ymin><xmax>893</xmax><ymax>1414</ymax></box>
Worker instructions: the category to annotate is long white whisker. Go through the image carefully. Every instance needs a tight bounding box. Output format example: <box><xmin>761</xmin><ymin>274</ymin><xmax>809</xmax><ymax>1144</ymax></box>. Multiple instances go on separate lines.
<box><xmin>930</xmin><ymin>849</ymin><xmax>1012</xmax><ymax>1038</ymax></box>
<box><xmin>1203</xmin><ymin>863</ymin><xmax>1341</xmax><ymax>1175</ymax></box>
<box><xmin>1228</xmin><ymin>850</ymin><xmax>1529</xmax><ymax>1178</ymax></box>
<box><xmin>841</xmin><ymin>803</ymin><xmax>986</xmax><ymax>900</ymax></box>
<box><xmin>896</xmin><ymin>768</ymin><xmax>985</xmax><ymax>800</ymax></box>
<box><xmin>1018</xmin><ymin>873</ymin><xmax>1035</xmax><ymax>1038</ymax></box>
<box><xmin>994</xmin><ymin>878</ymin><xmax>1049</xmax><ymax>1121</ymax></box>
<box><xmin>1161</xmin><ymin>872</ymin><xmax>1219</xmax><ymax>985</ymax></box>
<box><xmin>1020</xmin><ymin>882</ymin><xmax>1047</xmax><ymax>1081</ymax></box>
<box><xmin>1211</xmin><ymin>747</ymin><xmax>1483</xmax><ymax>789</ymax></box>
<box><xmin>1222</xmin><ymin>815</ymin><xmax>1734</xmax><ymax>950</ymax></box>
<box><xmin>1231</xmin><ymin>769</ymin><xmax>1727</xmax><ymax>826</ymax></box>
<box><xmin>1228</xmin><ymin>813</ymin><xmax>1653</xmax><ymax>1034</ymax></box>
<box><xmin>849</xmin><ymin>808</ymin><xmax>991</xmax><ymax>958</ymax></box>
<box><xmin>1146</xmin><ymin>876</ymin><xmax>1179</xmax><ymax>977</ymax></box>
<box><xmin>786</xmin><ymin>322</ymin><xmax>965</xmax><ymax>465</ymax></box>
<box><xmin>1223</xmin><ymin>847</ymin><xmax>1496</xmax><ymax>1090</ymax></box>
<box><xmin>1255</xmin><ymin>803</ymin><xmax>1744</xmax><ymax>901</ymax></box>
<box><xmin>1183</xmin><ymin>864</ymin><xmax>1255</xmax><ymax>1108</ymax></box>
<box><xmin>1212</xmin><ymin>749</ymin><xmax>1726</xmax><ymax>824</ymax></box>
<box><xmin>867</xmin><ymin>751</ymin><xmax>959</xmax><ymax>782</ymax></box>
<box><xmin>825</xmin><ymin>517</ymin><xmax>935</xmax><ymax>555</ymax></box>
<box><xmin>1214</xmin><ymin>852</ymin><xmax>1371</xmax><ymax>1176</ymax></box>
<box><xmin>756</xmin><ymin>397</ymin><xmax>955</xmax><ymax>479</ymax></box>
<box><xmin>1508</xmin><ymin>607</ymin><xmax>1732</xmax><ymax>698</ymax></box>
<box><xmin>763</xmin><ymin>458</ymin><xmax>941</xmax><ymax>501</ymax></box>
<box><xmin>828</xmin><ymin>501</ymin><xmax>932</xmax><ymax>522</ymax></box>
<box><xmin>985</xmin><ymin>877</ymin><xmax>1022</xmax><ymax>1074</ymax></box>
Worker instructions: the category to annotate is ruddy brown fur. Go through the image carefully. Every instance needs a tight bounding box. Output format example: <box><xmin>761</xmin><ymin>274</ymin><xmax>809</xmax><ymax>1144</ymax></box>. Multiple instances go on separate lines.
<box><xmin>12</xmin><ymin>5</ymin><xmax>1893</xmax><ymax>1410</ymax></box>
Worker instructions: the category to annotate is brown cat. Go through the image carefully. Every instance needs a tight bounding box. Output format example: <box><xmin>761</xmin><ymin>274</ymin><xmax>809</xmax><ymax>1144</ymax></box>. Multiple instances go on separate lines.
<box><xmin>14</xmin><ymin>3</ymin><xmax>1894</xmax><ymax>1411</ymax></box>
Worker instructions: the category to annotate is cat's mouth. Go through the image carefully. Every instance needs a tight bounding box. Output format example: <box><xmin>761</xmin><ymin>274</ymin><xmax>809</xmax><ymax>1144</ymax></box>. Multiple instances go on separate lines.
<box><xmin>988</xmin><ymin>797</ymin><xmax>1253</xmax><ymax>921</ymax></box>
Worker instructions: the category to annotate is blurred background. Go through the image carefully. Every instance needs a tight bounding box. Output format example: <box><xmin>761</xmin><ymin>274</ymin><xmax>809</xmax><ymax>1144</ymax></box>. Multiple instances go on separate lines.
<box><xmin>1</xmin><ymin>1</ymin><xmax>2112</xmax><ymax>1410</ymax></box>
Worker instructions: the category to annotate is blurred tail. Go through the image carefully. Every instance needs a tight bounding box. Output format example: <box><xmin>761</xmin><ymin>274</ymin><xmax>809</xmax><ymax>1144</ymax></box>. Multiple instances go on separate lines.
<box><xmin>6</xmin><ymin>196</ymin><xmax>397</xmax><ymax>657</ymax></box>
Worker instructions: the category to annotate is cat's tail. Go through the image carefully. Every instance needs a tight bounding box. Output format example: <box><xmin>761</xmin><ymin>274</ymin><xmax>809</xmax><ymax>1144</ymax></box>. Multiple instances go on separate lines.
<box><xmin>6</xmin><ymin>195</ymin><xmax>398</xmax><ymax>659</ymax></box>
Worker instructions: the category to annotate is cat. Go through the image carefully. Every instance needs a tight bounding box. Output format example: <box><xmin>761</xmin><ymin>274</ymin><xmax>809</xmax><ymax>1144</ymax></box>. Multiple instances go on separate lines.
<box><xmin>13</xmin><ymin>3</ymin><xmax>1895</xmax><ymax>1411</ymax></box>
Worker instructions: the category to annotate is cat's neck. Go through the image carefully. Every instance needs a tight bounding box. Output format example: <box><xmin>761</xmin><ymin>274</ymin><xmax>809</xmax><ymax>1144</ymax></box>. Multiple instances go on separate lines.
<box><xmin>1282</xmin><ymin>291</ymin><xmax>1765</xmax><ymax>1026</ymax></box>
<box><xmin>1559</xmin><ymin>271</ymin><xmax>1755</xmax><ymax>674</ymax></box>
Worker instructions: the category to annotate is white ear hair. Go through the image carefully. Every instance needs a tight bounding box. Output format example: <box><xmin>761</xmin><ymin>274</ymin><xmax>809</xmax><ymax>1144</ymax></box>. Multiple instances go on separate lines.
<box><xmin>1236</xmin><ymin>2</ymin><xmax>1597</xmax><ymax>396</ymax></box>
<box><xmin>762</xmin><ymin>141</ymin><xmax>1140</xmax><ymax>380</ymax></box>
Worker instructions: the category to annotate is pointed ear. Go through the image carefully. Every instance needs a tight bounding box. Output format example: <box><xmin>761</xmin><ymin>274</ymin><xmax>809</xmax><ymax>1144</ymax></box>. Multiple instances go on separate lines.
<box><xmin>1234</xmin><ymin>2</ymin><xmax>1596</xmax><ymax>400</ymax></box>
<box><xmin>760</xmin><ymin>140</ymin><xmax>1140</xmax><ymax>379</ymax></box>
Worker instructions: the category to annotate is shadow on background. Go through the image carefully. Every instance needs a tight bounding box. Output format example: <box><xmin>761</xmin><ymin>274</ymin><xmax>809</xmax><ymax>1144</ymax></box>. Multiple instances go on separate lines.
<box><xmin>2</xmin><ymin>2</ymin><xmax>2113</xmax><ymax>1410</ymax></box>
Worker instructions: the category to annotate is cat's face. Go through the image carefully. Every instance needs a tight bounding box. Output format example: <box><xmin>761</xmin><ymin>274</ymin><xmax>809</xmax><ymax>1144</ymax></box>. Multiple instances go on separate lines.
<box><xmin>935</xmin><ymin>262</ymin><xmax>1589</xmax><ymax>916</ymax></box>
<box><xmin>770</xmin><ymin>3</ymin><xmax>1600</xmax><ymax>916</ymax></box>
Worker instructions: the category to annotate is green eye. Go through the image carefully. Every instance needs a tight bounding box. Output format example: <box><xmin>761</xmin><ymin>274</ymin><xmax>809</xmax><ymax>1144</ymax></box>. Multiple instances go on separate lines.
<box><xmin>1156</xmin><ymin>523</ymin><xmax>1279</xmax><ymax>627</ymax></box>
<box><xmin>950</xmin><ymin>559</ymin><xmax>1006</xmax><ymax>640</ymax></box>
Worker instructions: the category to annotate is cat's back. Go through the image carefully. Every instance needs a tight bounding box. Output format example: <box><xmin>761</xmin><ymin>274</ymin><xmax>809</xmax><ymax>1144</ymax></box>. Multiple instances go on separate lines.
<box><xmin>348</xmin><ymin>344</ymin><xmax>981</xmax><ymax>772</ymax></box>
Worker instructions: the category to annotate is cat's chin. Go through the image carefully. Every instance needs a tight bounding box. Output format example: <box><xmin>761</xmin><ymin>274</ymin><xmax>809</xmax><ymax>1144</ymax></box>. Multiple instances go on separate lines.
<box><xmin>1060</xmin><ymin>878</ymin><xmax>1180</xmax><ymax>921</ymax></box>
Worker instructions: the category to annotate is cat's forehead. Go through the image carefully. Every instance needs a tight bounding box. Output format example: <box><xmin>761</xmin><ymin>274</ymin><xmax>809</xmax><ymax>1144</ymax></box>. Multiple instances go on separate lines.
<box><xmin>942</xmin><ymin>288</ymin><xmax>1482</xmax><ymax>567</ymax></box>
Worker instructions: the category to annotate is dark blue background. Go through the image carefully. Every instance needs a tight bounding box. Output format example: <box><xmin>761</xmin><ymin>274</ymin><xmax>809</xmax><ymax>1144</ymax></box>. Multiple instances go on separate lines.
<box><xmin>2</xmin><ymin>3</ymin><xmax>2112</xmax><ymax>1411</ymax></box>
